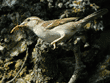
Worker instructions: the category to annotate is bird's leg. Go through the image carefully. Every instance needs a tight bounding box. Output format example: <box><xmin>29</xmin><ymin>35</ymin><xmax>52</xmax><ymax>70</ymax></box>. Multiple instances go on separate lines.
<box><xmin>51</xmin><ymin>33</ymin><xmax>65</xmax><ymax>49</ymax></box>
<box><xmin>52</xmin><ymin>43</ymin><xmax>56</xmax><ymax>49</ymax></box>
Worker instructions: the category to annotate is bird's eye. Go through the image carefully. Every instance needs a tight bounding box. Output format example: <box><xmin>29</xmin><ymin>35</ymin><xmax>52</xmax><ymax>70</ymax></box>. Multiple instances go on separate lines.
<box><xmin>27</xmin><ymin>19</ymin><xmax>30</xmax><ymax>21</ymax></box>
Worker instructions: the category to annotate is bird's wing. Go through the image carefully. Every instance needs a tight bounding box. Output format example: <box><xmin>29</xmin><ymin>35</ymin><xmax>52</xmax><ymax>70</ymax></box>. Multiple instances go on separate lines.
<box><xmin>42</xmin><ymin>17</ymin><xmax>79</xmax><ymax>30</ymax></box>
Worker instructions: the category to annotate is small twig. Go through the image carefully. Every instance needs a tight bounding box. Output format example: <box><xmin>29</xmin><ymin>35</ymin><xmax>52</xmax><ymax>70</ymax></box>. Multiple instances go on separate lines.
<box><xmin>68</xmin><ymin>40</ymin><xmax>85</xmax><ymax>83</ymax></box>
<box><xmin>6</xmin><ymin>48</ymin><xmax>29</xmax><ymax>83</ymax></box>
<box><xmin>1</xmin><ymin>72</ymin><xmax>6</xmax><ymax>83</ymax></box>
<box><xmin>10</xmin><ymin>25</ymin><xmax>27</xmax><ymax>33</ymax></box>
<box><xmin>1</xmin><ymin>62</ymin><xmax>8</xmax><ymax>83</ymax></box>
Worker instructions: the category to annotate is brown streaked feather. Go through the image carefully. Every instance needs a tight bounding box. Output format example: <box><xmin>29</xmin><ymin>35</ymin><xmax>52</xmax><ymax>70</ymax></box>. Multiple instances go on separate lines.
<box><xmin>42</xmin><ymin>17</ymin><xmax>79</xmax><ymax>30</ymax></box>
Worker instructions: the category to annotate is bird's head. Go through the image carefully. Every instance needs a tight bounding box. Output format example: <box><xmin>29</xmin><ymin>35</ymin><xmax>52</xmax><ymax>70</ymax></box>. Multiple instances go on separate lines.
<box><xmin>20</xmin><ymin>16</ymin><xmax>43</xmax><ymax>27</ymax></box>
<box><xmin>10</xmin><ymin>16</ymin><xmax>43</xmax><ymax>33</ymax></box>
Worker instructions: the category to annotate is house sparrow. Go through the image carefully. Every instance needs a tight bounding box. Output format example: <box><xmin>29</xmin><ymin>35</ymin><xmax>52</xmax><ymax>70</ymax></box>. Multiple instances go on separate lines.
<box><xmin>10</xmin><ymin>9</ymin><xmax>108</xmax><ymax>49</ymax></box>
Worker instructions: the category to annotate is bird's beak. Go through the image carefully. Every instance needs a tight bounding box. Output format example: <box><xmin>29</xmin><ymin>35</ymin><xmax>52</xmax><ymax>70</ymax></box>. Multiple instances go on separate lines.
<box><xmin>10</xmin><ymin>22</ymin><xmax>27</xmax><ymax>33</ymax></box>
<box><xmin>19</xmin><ymin>22</ymin><xmax>26</xmax><ymax>25</ymax></box>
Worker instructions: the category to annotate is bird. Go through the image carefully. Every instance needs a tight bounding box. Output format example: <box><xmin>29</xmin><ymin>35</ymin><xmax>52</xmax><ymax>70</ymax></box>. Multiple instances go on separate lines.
<box><xmin>10</xmin><ymin>9</ymin><xmax>108</xmax><ymax>49</ymax></box>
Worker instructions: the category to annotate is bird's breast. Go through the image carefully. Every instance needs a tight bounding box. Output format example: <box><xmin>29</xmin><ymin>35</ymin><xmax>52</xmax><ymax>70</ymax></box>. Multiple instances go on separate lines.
<box><xmin>33</xmin><ymin>24</ymin><xmax>61</xmax><ymax>43</ymax></box>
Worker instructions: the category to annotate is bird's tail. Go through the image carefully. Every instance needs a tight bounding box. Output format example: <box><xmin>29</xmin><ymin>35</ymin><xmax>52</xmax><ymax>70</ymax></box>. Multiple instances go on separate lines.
<box><xmin>78</xmin><ymin>8</ymin><xmax>108</xmax><ymax>27</ymax></box>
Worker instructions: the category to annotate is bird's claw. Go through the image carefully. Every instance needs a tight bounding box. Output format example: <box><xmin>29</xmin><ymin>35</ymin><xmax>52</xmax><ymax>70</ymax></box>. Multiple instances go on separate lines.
<box><xmin>51</xmin><ymin>42</ymin><xmax>56</xmax><ymax>49</ymax></box>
